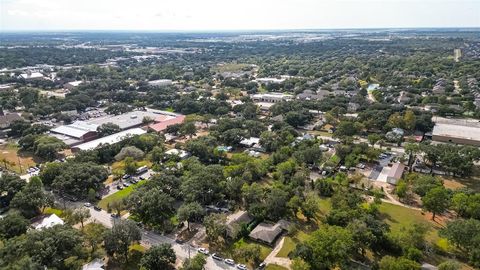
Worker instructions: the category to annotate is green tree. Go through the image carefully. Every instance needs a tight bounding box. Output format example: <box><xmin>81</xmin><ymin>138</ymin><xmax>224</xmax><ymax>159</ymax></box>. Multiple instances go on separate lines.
<box><xmin>104</xmin><ymin>220</ymin><xmax>141</xmax><ymax>263</ymax></box>
<box><xmin>0</xmin><ymin>225</ymin><xmax>86</xmax><ymax>270</ymax></box>
<box><xmin>83</xmin><ymin>222</ymin><xmax>107</xmax><ymax>255</ymax></box>
<box><xmin>367</xmin><ymin>134</ymin><xmax>381</xmax><ymax>146</ymax></box>
<box><xmin>0</xmin><ymin>211</ymin><xmax>29</xmax><ymax>239</ymax></box>
<box><xmin>71</xmin><ymin>207</ymin><xmax>91</xmax><ymax>229</ymax></box>
<box><xmin>437</xmin><ymin>261</ymin><xmax>461</xmax><ymax>270</ymax></box>
<box><xmin>127</xmin><ymin>188</ymin><xmax>174</xmax><ymax>228</ymax></box>
<box><xmin>97</xmin><ymin>123</ymin><xmax>121</xmax><ymax>137</ymax></box>
<box><xmin>422</xmin><ymin>186</ymin><xmax>450</xmax><ymax>221</ymax></box>
<box><xmin>440</xmin><ymin>219</ymin><xmax>480</xmax><ymax>266</ymax></box>
<box><xmin>10</xmin><ymin>176</ymin><xmax>47</xmax><ymax>218</ymax></box>
<box><xmin>379</xmin><ymin>256</ymin><xmax>420</xmax><ymax>270</ymax></box>
<box><xmin>204</xmin><ymin>213</ymin><xmax>227</xmax><ymax>246</ymax></box>
<box><xmin>177</xmin><ymin>202</ymin><xmax>205</xmax><ymax>231</ymax></box>
<box><xmin>296</xmin><ymin>225</ymin><xmax>354</xmax><ymax>270</ymax></box>
<box><xmin>180</xmin><ymin>254</ymin><xmax>207</xmax><ymax>270</ymax></box>
<box><xmin>140</xmin><ymin>244</ymin><xmax>176</xmax><ymax>270</ymax></box>
<box><xmin>180</xmin><ymin>122</ymin><xmax>197</xmax><ymax>138</ymax></box>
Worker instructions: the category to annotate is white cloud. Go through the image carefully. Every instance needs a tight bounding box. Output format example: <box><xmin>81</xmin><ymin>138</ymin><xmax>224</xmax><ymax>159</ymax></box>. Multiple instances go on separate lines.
<box><xmin>1</xmin><ymin>0</ymin><xmax>479</xmax><ymax>31</ymax></box>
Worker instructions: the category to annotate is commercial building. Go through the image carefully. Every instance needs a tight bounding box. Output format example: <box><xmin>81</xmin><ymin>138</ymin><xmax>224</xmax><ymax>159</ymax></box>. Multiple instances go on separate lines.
<box><xmin>148</xmin><ymin>114</ymin><xmax>185</xmax><ymax>133</ymax></box>
<box><xmin>148</xmin><ymin>79</ymin><xmax>173</xmax><ymax>87</ymax></box>
<box><xmin>432</xmin><ymin>117</ymin><xmax>480</xmax><ymax>146</ymax></box>
<box><xmin>251</xmin><ymin>93</ymin><xmax>293</xmax><ymax>103</ymax></box>
<box><xmin>72</xmin><ymin>128</ymin><xmax>146</xmax><ymax>152</ymax></box>
<box><xmin>64</xmin><ymin>80</ymin><xmax>84</xmax><ymax>90</ymax></box>
<box><xmin>50</xmin><ymin>121</ymin><xmax>98</xmax><ymax>146</ymax></box>
<box><xmin>18</xmin><ymin>71</ymin><xmax>44</xmax><ymax>80</ymax></box>
<box><xmin>87</xmin><ymin>110</ymin><xmax>165</xmax><ymax>130</ymax></box>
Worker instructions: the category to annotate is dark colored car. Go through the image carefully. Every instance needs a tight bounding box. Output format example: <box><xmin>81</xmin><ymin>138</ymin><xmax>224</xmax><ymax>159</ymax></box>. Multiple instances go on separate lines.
<box><xmin>93</xmin><ymin>205</ymin><xmax>101</xmax><ymax>211</ymax></box>
<box><xmin>212</xmin><ymin>253</ymin><xmax>223</xmax><ymax>261</ymax></box>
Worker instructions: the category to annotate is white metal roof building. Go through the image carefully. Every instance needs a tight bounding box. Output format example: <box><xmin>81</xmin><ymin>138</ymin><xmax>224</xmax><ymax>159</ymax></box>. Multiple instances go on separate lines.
<box><xmin>51</xmin><ymin>121</ymin><xmax>99</xmax><ymax>139</ymax></box>
<box><xmin>432</xmin><ymin>117</ymin><xmax>480</xmax><ymax>146</ymax></box>
<box><xmin>72</xmin><ymin>128</ymin><xmax>146</xmax><ymax>151</ymax></box>
<box><xmin>86</xmin><ymin>111</ymin><xmax>163</xmax><ymax>130</ymax></box>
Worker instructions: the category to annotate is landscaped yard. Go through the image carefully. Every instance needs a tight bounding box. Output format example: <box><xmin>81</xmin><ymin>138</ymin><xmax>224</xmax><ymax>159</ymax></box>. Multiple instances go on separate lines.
<box><xmin>266</xmin><ymin>264</ymin><xmax>288</xmax><ymax>270</ymax></box>
<box><xmin>221</xmin><ymin>238</ymin><xmax>272</xmax><ymax>267</ymax></box>
<box><xmin>98</xmin><ymin>181</ymin><xmax>146</xmax><ymax>210</ymax></box>
<box><xmin>276</xmin><ymin>231</ymin><xmax>309</xmax><ymax>258</ymax></box>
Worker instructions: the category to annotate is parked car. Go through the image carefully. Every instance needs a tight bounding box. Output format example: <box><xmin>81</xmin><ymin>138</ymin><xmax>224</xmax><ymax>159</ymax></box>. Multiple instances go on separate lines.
<box><xmin>212</xmin><ymin>253</ymin><xmax>223</xmax><ymax>261</ymax></box>
<box><xmin>197</xmin><ymin>248</ymin><xmax>209</xmax><ymax>255</ymax></box>
<box><xmin>110</xmin><ymin>213</ymin><xmax>120</xmax><ymax>218</ymax></box>
<box><xmin>93</xmin><ymin>206</ymin><xmax>101</xmax><ymax>211</ymax></box>
<box><xmin>225</xmin><ymin>259</ymin><xmax>235</xmax><ymax>266</ymax></box>
<box><xmin>122</xmin><ymin>174</ymin><xmax>131</xmax><ymax>180</ymax></box>
<box><xmin>256</xmin><ymin>262</ymin><xmax>266</xmax><ymax>269</ymax></box>
<box><xmin>236</xmin><ymin>264</ymin><xmax>248</xmax><ymax>270</ymax></box>
<box><xmin>84</xmin><ymin>202</ymin><xmax>92</xmax><ymax>207</ymax></box>
<box><xmin>123</xmin><ymin>182</ymin><xmax>130</xmax><ymax>187</ymax></box>
<box><xmin>116</xmin><ymin>185</ymin><xmax>124</xmax><ymax>190</ymax></box>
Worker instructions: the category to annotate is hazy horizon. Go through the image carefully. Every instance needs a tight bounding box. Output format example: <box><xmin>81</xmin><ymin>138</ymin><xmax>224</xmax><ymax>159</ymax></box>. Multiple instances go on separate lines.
<box><xmin>1</xmin><ymin>0</ymin><xmax>479</xmax><ymax>32</ymax></box>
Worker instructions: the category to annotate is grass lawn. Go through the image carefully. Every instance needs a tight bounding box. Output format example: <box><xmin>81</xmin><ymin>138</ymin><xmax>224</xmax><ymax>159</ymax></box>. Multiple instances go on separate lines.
<box><xmin>378</xmin><ymin>202</ymin><xmax>446</xmax><ymax>249</ymax></box>
<box><xmin>111</xmin><ymin>160</ymin><xmax>152</xmax><ymax>177</ymax></box>
<box><xmin>223</xmin><ymin>238</ymin><xmax>272</xmax><ymax>266</ymax></box>
<box><xmin>266</xmin><ymin>264</ymin><xmax>289</xmax><ymax>270</ymax></box>
<box><xmin>42</xmin><ymin>207</ymin><xmax>64</xmax><ymax>217</ymax></box>
<box><xmin>276</xmin><ymin>230</ymin><xmax>309</xmax><ymax>258</ymax></box>
<box><xmin>98</xmin><ymin>181</ymin><xmax>146</xmax><ymax>210</ymax></box>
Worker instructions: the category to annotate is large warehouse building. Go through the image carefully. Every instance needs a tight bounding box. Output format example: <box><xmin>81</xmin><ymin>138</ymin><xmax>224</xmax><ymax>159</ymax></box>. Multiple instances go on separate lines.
<box><xmin>432</xmin><ymin>117</ymin><xmax>480</xmax><ymax>146</ymax></box>
<box><xmin>51</xmin><ymin>109</ymin><xmax>185</xmax><ymax>147</ymax></box>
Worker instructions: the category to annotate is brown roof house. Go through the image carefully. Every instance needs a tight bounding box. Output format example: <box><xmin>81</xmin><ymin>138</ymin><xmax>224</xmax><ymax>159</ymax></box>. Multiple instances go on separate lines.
<box><xmin>226</xmin><ymin>210</ymin><xmax>253</xmax><ymax>238</ymax></box>
<box><xmin>249</xmin><ymin>219</ymin><xmax>290</xmax><ymax>246</ymax></box>
<box><xmin>387</xmin><ymin>163</ymin><xmax>406</xmax><ymax>185</ymax></box>
<box><xmin>0</xmin><ymin>113</ymin><xmax>22</xmax><ymax>129</ymax></box>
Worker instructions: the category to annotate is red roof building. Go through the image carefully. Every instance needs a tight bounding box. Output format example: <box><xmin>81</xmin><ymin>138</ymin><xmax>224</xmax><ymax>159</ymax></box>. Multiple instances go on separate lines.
<box><xmin>148</xmin><ymin>114</ymin><xmax>185</xmax><ymax>133</ymax></box>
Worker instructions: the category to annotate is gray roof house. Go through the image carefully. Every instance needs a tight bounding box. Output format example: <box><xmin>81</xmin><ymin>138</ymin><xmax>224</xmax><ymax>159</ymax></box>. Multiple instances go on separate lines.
<box><xmin>249</xmin><ymin>220</ymin><xmax>290</xmax><ymax>246</ymax></box>
<box><xmin>226</xmin><ymin>211</ymin><xmax>253</xmax><ymax>238</ymax></box>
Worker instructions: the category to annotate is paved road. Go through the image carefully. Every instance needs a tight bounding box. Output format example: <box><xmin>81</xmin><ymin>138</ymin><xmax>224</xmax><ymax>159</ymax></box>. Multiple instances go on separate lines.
<box><xmin>88</xmin><ymin>208</ymin><xmax>236</xmax><ymax>270</ymax></box>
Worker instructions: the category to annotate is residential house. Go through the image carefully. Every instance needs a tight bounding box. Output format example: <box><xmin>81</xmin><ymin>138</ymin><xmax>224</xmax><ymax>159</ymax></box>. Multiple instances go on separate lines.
<box><xmin>249</xmin><ymin>220</ymin><xmax>290</xmax><ymax>246</ymax></box>
<box><xmin>31</xmin><ymin>214</ymin><xmax>64</xmax><ymax>230</ymax></box>
<box><xmin>387</xmin><ymin>163</ymin><xmax>406</xmax><ymax>185</ymax></box>
<box><xmin>0</xmin><ymin>113</ymin><xmax>22</xmax><ymax>129</ymax></box>
<box><xmin>226</xmin><ymin>211</ymin><xmax>253</xmax><ymax>238</ymax></box>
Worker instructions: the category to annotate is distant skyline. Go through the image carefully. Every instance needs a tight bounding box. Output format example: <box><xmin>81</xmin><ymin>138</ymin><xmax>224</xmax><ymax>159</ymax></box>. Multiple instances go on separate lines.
<box><xmin>1</xmin><ymin>0</ymin><xmax>479</xmax><ymax>31</ymax></box>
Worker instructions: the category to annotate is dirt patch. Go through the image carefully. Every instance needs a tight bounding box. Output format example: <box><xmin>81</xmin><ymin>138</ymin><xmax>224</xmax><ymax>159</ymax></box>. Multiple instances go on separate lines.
<box><xmin>0</xmin><ymin>144</ymin><xmax>38</xmax><ymax>174</ymax></box>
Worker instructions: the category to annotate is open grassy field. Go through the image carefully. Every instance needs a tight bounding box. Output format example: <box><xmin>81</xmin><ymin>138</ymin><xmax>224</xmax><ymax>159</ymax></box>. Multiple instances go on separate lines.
<box><xmin>211</xmin><ymin>63</ymin><xmax>252</xmax><ymax>73</ymax></box>
<box><xmin>440</xmin><ymin>166</ymin><xmax>480</xmax><ymax>192</ymax></box>
<box><xmin>98</xmin><ymin>181</ymin><xmax>146</xmax><ymax>210</ymax></box>
<box><xmin>0</xmin><ymin>143</ymin><xmax>38</xmax><ymax>173</ymax></box>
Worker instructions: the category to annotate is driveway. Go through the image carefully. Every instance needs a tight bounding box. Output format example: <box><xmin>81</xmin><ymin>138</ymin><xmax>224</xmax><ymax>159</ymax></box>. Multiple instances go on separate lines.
<box><xmin>264</xmin><ymin>237</ymin><xmax>292</xmax><ymax>269</ymax></box>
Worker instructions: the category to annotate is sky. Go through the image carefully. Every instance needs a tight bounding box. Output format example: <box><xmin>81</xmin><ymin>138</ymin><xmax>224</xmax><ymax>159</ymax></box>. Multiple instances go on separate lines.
<box><xmin>1</xmin><ymin>0</ymin><xmax>479</xmax><ymax>31</ymax></box>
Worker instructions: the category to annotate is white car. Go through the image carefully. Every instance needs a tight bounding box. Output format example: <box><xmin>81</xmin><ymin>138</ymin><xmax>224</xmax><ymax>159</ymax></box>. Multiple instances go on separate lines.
<box><xmin>236</xmin><ymin>264</ymin><xmax>248</xmax><ymax>270</ymax></box>
<box><xmin>224</xmin><ymin>259</ymin><xmax>235</xmax><ymax>266</ymax></box>
<box><xmin>197</xmin><ymin>247</ymin><xmax>209</xmax><ymax>255</ymax></box>
<box><xmin>84</xmin><ymin>202</ymin><xmax>92</xmax><ymax>207</ymax></box>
